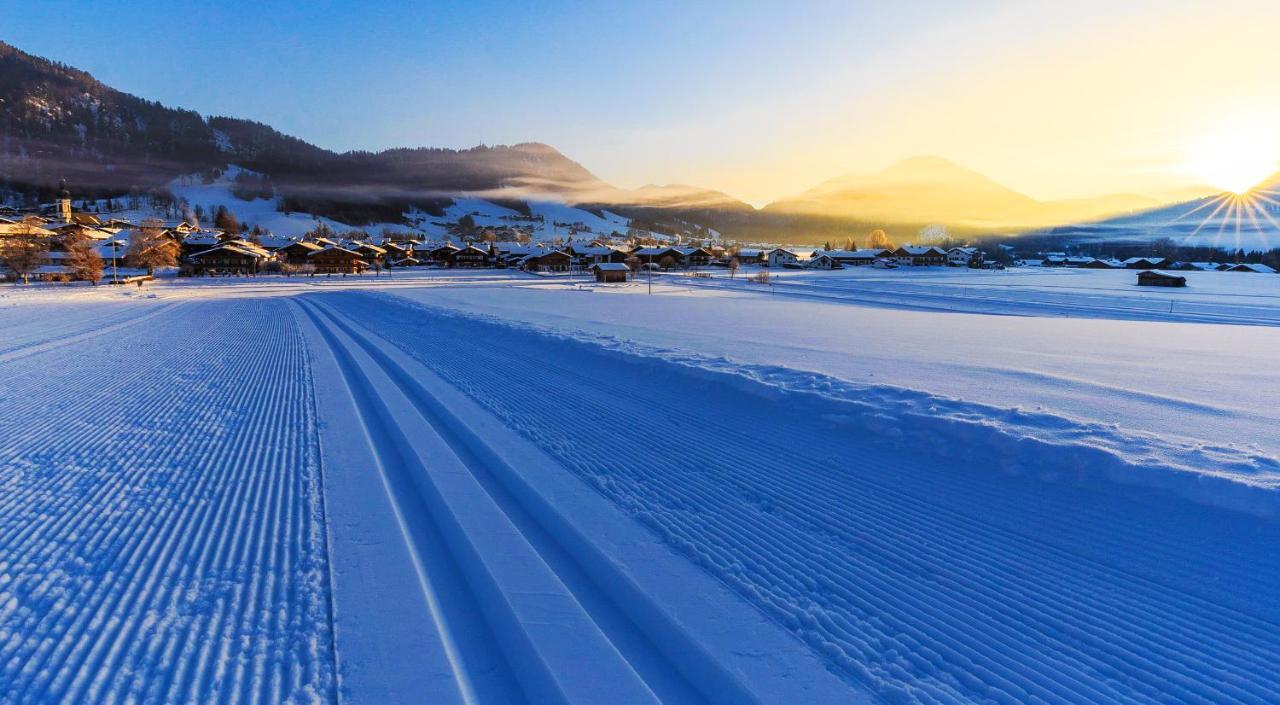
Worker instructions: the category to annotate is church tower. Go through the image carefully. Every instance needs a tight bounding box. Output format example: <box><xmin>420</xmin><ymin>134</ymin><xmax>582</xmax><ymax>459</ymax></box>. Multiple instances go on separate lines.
<box><xmin>57</xmin><ymin>179</ymin><xmax>72</xmax><ymax>223</ymax></box>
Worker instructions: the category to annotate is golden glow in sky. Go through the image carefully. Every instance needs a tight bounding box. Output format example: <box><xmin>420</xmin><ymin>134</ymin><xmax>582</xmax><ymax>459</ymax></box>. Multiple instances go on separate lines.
<box><xmin>1184</xmin><ymin>121</ymin><xmax>1278</xmax><ymax>194</ymax></box>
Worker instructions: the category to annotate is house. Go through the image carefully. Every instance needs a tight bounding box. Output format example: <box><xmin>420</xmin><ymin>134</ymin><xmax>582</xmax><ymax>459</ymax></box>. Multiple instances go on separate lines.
<box><xmin>821</xmin><ymin>249</ymin><xmax>889</xmax><ymax>266</ymax></box>
<box><xmin>1083</xmin><ymin>258</ymin><xmax>1123</xmax><ymax>269</ymax></box>
<box><xmin>947</xmin><ymin>247</ymin><xmax>979</xmax><ymax>267</ymax></box>
<box><xmin>277</xmin><ymin>240</ymin><xmax>325</xmax><ymax>265</ymax></box>
<box><xmin>1124</xmin><ymin>256</ymin><xmax>1166</xmax><ymax>269</ymax></box>
<box><xmin>426</xmin><ymin>244</ymin><xmax>462</xmax><ymax>265</ymax></box>
<box><xmin>568</xmin><ymin>244</ymin><xmax>629</xmax><ymax>267</ymax></box>
<box><xmin>805</xmin><ymin>253</ymin><xmax>843</xmax><ymax>270</ymax></box>
<box><xmin>379</xmin><ymin>241</ymin><xmax>413</xmax><ymax>261</ymax></box>
<box><xmin>676</xmin><ymin>247</ymin><xmax>714</xmax><ymax>266</ymax></box>
<box><xmin>1064</xmin><ymin>256</ymin><xmax>1095</xmax><ymax>267</ymax></box>
<box><xmin>891</xmin><ymin>246</ymin><xmax>947</xmax><ymax>266</ymax></box>
<box><xmin>349</xmin><ymin>242</ymin><xmax>388</xmax><ymax>268</ymax></box>
<box><xmin>733</xmin><ymin>249</ymin><xmax>764</xmax><ymax>265</ymax></box>
<box><xmin>1223</xmin><ymin>262</ymin><xmax>1277</xmax><ymax>273</ymax></box>
<box><xmin>521</xmin><ymin>250</ymin><xmax>572</xmax><ymax>272</ymax></box>
<box><xmin>592</xmin><ymin>262</ymin><xmax>630</xmax><ymax>283</ymax></box>
<box><xmin>632</xmin><ymin>247</ymin><xmax>684</xmax><ymax>267</ymax></box>
<box><xmin>186</xmin><ymin>243</ymin><xmax>270</xmax><ymax>275</ymax></box>
<box><xmin>765</xmin><ymin>248</ymin><xmax>799</xmax><ymax>268</ymax></box>
<box><xmin>1136</xmin><ymin>270</ymin><xmax>1186</xmax><ymax>287</ymax></box>
<box><xmin>309</xmin><ymin>245</ymin><xmax>367</xmax><ymax>274</ymax></box>
<box><xmin>452</xmin><ymin>244</ymin><xmax>491</xmax><ymax>267</ymax></box>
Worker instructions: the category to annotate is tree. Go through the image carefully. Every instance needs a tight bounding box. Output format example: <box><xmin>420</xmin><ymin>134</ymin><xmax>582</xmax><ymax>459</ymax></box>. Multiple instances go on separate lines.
<box><xmin>457</xmin><ymin>214</ymin><xmax>476</xmax><ymax>232</ymax></box>
<box><xmin>624</xmin><ymin>255</ymin><xmax>641</xmax><ymax>273</ymax></box>
<box><xmin>65</xmin><ymin>236</ymin><xmax>103</xmax><ymax>285</ymax></box>
<box><xmin>866</xmin><ymin>229</ymin><xmax>894</xmax><ymax>250</ymax></box>
<box><xmin>214</xmin><ymin>206</ymin><xmax>240</xmax><ymax>236</ymax></box>
<box><xmin>126</xmin><ymin>223</ymin><xmax>179</xmax><ymax>275</ymax></box>
<box><xmin>728</xmin><ymin>257</ymin><xmax>740</xmax><ymax>279</ymax></box>
<box><xmin>1</xmin><ymin>237</ymin><xmax>48</xmax><ymax>285</ymax></box>
<box><xmin>658</xmin><ymin>255</ymin><xmax>676</xmax><ymax>270</ymax></box>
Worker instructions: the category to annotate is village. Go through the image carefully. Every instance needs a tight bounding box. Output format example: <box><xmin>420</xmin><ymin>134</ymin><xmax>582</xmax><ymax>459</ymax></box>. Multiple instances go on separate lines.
<box><xmin>2</xmin><ymin>182</ymin><xmax>1277</xmax><ymax>290</ymax></box>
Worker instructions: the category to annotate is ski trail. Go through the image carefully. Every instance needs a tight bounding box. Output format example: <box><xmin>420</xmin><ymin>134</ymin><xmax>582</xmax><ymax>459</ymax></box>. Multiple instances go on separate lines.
<box><xmin>300</xmin><ymin>297</ymin><xmax>685</xmax><ymax>705</ymax></box>
<box><xmin>0</xmin><ymin>298</ymin><xmax>336</xmax><ymax>705</ymax></box>
<box><xmin>0</xmin><ymin>300</ymin><xmax>183</xmax><ymax>364</ymax></box>
<box><xmin>314</xmin><ymin>290</ymin><xmax>1280</xmax><ymax>705</ymax></box>
<box><xmin>296</xmin><ymin>299</ymin><xmax>829</xmax><ymax>705</ymax></box>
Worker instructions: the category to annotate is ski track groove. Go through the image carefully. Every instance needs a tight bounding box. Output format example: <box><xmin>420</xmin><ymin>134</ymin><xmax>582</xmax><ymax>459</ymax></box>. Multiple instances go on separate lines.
<box><xmin>298</xmin><ymin>297</ymin><xmax>751</xmax><ymax>705</ymax></box>
<box><xmin>0</xmin><ymin>298</ymin><xmax>336</xmax><ymax>705</ymax></box>
<box><xmin>318</xmin><ymin>290</ymin><xmax>1280</xmax><ymax>705</ymax></box>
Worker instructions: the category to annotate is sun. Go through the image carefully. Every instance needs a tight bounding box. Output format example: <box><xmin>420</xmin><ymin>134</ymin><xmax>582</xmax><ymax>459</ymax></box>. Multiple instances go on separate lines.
<box><xmin>1185</xmin><ymin>124</ymin><xmax>1278</xmax><ymax>194</ymax></box>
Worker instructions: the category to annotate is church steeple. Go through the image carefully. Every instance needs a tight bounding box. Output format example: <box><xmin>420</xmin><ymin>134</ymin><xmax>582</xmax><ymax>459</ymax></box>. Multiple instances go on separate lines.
<box><xmin>57</xmin><ymin>178</ymin><xmax>72</xmax><ymax>223</ymax></box>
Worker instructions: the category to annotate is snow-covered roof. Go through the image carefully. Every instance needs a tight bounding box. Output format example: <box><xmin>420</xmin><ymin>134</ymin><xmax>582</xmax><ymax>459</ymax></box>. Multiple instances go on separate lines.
<box><xmin>1227</xmin><ymin>262</ymin><xmax>1277</xmax><ymax>273</ymax></box>
<box><xmin>593</xmin><ymin>262</ymin><xmax>630</xmax><ymax>271</ymax></box>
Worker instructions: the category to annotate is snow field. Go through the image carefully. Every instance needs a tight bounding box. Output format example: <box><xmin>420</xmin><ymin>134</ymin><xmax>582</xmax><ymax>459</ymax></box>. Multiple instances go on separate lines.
<box><xmin>676</xmin><ymin>267</ymin><xmax>1280</xmax><ymax>324</ymax></box>
<box><xmin>317</xmin><ymin>291</ymin><xmax>1280</xmax><ymax>705</ymax></box>
<box><xmin>295</xmin><ymin>296</ymin><xmax>859</xmax><ymax>704</ymax></box>
<box><xmin>0</xmin><ymin>299</ymin><xmax>335</xmax><ymax>704</ymax></box>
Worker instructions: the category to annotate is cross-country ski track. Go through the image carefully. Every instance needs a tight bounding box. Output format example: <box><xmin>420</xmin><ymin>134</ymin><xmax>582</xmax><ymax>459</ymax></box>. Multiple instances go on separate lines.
<box><xmin>1</xmin><ymin>289</ymin><xmax>1277</xmax><ymax>705</ymax></box>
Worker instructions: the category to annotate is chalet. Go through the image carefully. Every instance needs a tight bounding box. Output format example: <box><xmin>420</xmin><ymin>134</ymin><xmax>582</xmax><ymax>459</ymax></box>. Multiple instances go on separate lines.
<box><xmin>277</xmin><ymin>240</ymin><xmax>325</xmax><ymax>265</ymax></box>
<box><xmin>180</xmin><ymin>233</ymin><xmax>222</xmax><ymax>259</ymax></box>
<box><xmin>633</xmin><ymin>247</ymin><xmax>684</xmax><ymax>267</ymax></box>
<box><xmin>521</xmin><ymin>250</ymin><xmax>572</xmax><ymax>272</ymax></box>
<box><xmin>947</xmin><ymin>247</ymin><xmax>979</xmax><ymax>267</ymax></box>
<box><xmin>822</xmin><ymin>249</ymin><xmax>888</xmax><ymax>266</ymax></box>
<box><xmin>390</xmin><ymin>256</ymin><xmax>422</xmax><ymax>267</ymax></box>
<box><xmin>309</xmin><ymin>246</ymin><xmax>367</xmax><ymax>274</ymax></box>
<box><xmin>1223</xmin><ymin>262</ymin><xmax>1277</xmax><ymax>273</ymax></box>
<box><xmin>805</xmin><ymin>253</ymin><xmax>842</xmax><ymax>270</ymax></box>
<box><xmin>1083</xmin><ymin>258</ymin><xmax>1123</xmax><ymax>269</ymax></box>
<box><xmin>379</xmin><ymin>241</ymin><xmax>412</xmax><ymax>261</ymax></box>
<box><xmin>567</xmin><ymin>244</ymin><xmax>628</xmax><ymax>267</ymax></box>
<box><xmin>765</xmin><ymin>248</ymin><xmax>799</xmax><ymax>268</ymax></box>
<box><xmin>733</xmin><ymin>249</ymin><xmax>764</xmax><ymax>265</ymax></box>
<box><xmin>1124</xmin><ymin>257</ymin><xmax>1166</xmax><ymax>269</ymax></box>
<box><xmin>186</xmin><ymin>243</ymin><xmax>270</xmax><ymax>275</ymax></box>
<box><xmin>452</xmin><ymin>244</ymin><xmax>491</xmax><ymax>268</ymax></box>
<box><xmin>1136</xmin><ymin>270</ymin><xmax>1186</xmax><ymax>287</ymax></box>
<box><xmin>1064</xmin><ymin>256</ymin><xmax>1095</xmax><ymax>267</ymax></box>
<box><xmin>592</xmin><ymin>262</ymin><xmax>630</xmax><ymax>283</ymax></box>
<box><xmin>350</xmin><ymin>242</ymin><xmax>388</xmax><ymax>268</ymax></box>
<box><xmin>426</xmin><ymin>244</ymin><xmax>462</xmax><ymax>264</ymax></box>
<box><xmin>676</xmin><ymin>247</ymin><xmax>714</xmax><ymax>267</ymax></box>
<box><xmin>891</xmin><ymin>246</ymin><xmax>947</xmax><ymax>267</ymax></box>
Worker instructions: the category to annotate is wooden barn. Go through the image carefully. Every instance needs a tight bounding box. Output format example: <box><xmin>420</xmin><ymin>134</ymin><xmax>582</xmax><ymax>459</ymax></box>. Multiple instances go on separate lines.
<box><xmin>1136</xmin><ymin>270</ymin><xmax>1186</xmax><ymax>287</ymax></box>
<box><xmin>592</xmin><ymin>262</ymin><xmax>630</xmax><ymax>282</ymax></box>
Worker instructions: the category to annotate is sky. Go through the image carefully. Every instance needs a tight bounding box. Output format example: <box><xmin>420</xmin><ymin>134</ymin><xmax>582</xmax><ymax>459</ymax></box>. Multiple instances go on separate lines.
<box><xmin>3</xmin><ymin>0</ymin><xmax>1279</xmax><ymax>206</ymax></box>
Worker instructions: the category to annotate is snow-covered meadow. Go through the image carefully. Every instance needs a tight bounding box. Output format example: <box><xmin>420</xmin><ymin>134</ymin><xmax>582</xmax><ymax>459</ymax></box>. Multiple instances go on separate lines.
<box><xmin>0</xmin><ymin>267</ymin><xmax>1276</xmax><ymax>704</ymax></box>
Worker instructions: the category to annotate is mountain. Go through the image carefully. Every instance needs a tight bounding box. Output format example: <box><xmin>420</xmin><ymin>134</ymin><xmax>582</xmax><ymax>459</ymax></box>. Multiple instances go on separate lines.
<box><xmin>0</xmin><ymin>41</ymin><xmax>625</xmax><ymax>223</ymax></box>
<box><xmin>1013</xmin><ymin>175</ymin><xmax>1280</xmax><ymax>252</ymax></box>
<box><xmin>766</xmin><ymin>156</ymin><xmax>1163</xmax><ymax>230</ymax></box>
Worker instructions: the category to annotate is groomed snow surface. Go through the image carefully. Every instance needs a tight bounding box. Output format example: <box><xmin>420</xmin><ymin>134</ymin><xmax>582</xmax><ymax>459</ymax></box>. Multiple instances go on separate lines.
<box><xmin>1</xmin><ymin>267</ymin><xmax>1277</xmax><ymax>705</ymax></box>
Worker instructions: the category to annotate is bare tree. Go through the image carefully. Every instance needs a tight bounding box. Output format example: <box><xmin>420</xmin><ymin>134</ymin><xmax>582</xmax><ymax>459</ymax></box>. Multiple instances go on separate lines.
<box><xmin>66</xmin><ymin>237</ymin><xmax>104</xmax><ymax>285</ymax></box>
<box><xmin>127</xmin><ymin>223</ymin><xmax>180</xmax><ymax>276</ymax></box>
<box><xmin>728</xmin><ymin>256</ymin><xmax>740</xmax><ymax>279</ymax></box>
<box><xmin>624</xmin><ymin>255</ymin><xmax>640</xmax><ymax>275</ymax></box>
<box><xmin>658</xmin><ymin>255</ymin><xmax>676</xmax><ymax>270</ymax></box>
<box><xmin>1</xmin><ymin>237</ymin><xmax>48</xmax><ymax>285</ymax></box>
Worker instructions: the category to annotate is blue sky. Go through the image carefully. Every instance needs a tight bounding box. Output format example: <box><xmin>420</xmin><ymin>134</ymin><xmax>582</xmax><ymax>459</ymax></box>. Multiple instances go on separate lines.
<box><xmin>2</xmin><ymin>1</ymin><xmax>1277</xmax><ymax>204</ymax></box>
